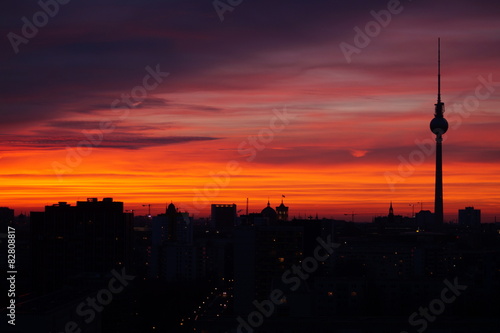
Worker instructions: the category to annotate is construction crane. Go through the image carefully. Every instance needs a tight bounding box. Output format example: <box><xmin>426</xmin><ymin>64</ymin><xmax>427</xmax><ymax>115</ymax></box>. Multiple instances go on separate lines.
<box><xmin>409</xmin><ymin>203</ymin><xmax>415</xmax><ymax>218</ymax></box>
<box><xmin>142</xmin><ymin>204</ymin><xmax>151</xmax><ymax>217</ymax></box>
<box><xmin>344</xmin><ymin>212</ymin><xmax>357</xmax><ymax>223</ymax></box>
<box><xmin>409</xmin><ymin>202</ymin><xmax>424</xmax><ymax>218</ymax></box>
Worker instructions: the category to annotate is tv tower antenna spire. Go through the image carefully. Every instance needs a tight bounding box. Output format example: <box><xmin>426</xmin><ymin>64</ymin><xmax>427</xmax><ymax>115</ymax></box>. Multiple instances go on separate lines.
<box><xmin>438</xmin><ymin>38</ymin><xmax>441</xmax><ymax>104</ymax></box>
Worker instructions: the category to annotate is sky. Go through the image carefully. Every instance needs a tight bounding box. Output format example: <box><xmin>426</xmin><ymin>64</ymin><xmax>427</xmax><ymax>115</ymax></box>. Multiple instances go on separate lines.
<box><xmin>1</xmin><ymin>0</ymin><xmax>499</xmax><ymax>221</ymax></box>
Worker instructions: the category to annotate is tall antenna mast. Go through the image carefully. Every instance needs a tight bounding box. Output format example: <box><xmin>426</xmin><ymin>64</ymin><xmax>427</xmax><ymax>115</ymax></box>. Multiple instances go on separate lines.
<box><xmin>437</xmin><ymin>38</ymin><xmax>441</xmax><ymax>104</ymax></box>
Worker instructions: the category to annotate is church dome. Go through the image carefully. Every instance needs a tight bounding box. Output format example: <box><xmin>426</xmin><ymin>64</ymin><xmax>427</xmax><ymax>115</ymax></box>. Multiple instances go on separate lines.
<box><xmin>261</xmin><ymin>201</ymin><xmax>277</xmax><ymax>219</ymax></box>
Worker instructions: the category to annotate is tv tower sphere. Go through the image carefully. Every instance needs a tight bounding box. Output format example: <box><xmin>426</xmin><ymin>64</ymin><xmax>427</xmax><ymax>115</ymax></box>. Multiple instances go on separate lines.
<box><xmin>430</xmin><ymin>116</ymin><xmax>448</xmax><ymax>135</ymax></box>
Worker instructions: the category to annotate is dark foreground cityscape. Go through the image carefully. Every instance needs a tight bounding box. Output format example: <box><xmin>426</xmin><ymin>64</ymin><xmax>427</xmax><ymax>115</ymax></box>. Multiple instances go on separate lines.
<box><xmin>1</xmin><ymin>198</ymin><xmax>499</xmax><ymax>333</ymax></box>
<box><xmin>2</xmin><ymin>1</ymin><xmax>500</xmax><ymax>332</ymax></box>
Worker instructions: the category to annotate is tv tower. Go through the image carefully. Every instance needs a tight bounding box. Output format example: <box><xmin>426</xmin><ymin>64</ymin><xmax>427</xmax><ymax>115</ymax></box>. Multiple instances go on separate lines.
<box><xmin>430</xmin><ymin>38</ymin><xmax>448</xmax><ymax>224</ymax></box>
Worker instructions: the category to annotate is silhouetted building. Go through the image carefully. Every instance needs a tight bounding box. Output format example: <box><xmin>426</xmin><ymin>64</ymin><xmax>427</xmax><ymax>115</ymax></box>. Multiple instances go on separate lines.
<box><xmin>276</xmin><ymin>199</ymin><xmax>289</xmax><ymax>221</ymax></box>
<box><xmin>0</xmin><ymin>207</ymin><xmax>14</xmax><ymax>227</ymax></box>
<box><xmin>151</xmin><ymin>203</ymin><xmax>192</xmax><ymax>247</ymax></box>
<box><xmin>415</xmin><ymin>210</ymin><xmax>434</xmax><ymax>228</ymax></box>
<box><xmin>166</xmin><ymin>202</ymin><xmax>178</xmax><ymax>242</ymax></box>
<box><xmin>261</xmin><ymin>200</ymin><xmax>278</xmax><ymax>225</ymax></box>
<box><xmin>373</xmin><ymin>202</ymin><xmax>406</xmax><ymax>228</ymax></box>
<box><xmin>239</xmin><ymin>213</ymin><xmax>266</xmax><ymax>226</ymax></box>
<box><xmin>132</xmin><ymin>215</ymin><xmax>152</xmax><ymax>279</ymax></box>
<box><xmin>30</xmin><ymin>198</ymin><xmax>133</xmax><ymax>294</ymax></box>
<box><xmin>459</xmin><ymin>206</ymin><xmax>481</xmax><ymax>227</ymax></box>
<box><xmin>388</xmin><ymin>201</ymin><xmax>394</xmax><ymax>224</ymax></box>
<box><xmin>211</xmin><ymin>203</ymin><xmax>237</xmax><ymax>231</ymax></box>
<box><xmin>196</xmin><ymin>236</ymin><xmax>233</xmax><ymax>283</ymax></box>
<box><xmin>150</xmin><ymin>202</ymin><xmax>196</xmax><ymax>281</ymax></box>
<box><xmin>234</xmin><ymin>224</ymin><xmax>305</xmax><ymax>314</ymax></box>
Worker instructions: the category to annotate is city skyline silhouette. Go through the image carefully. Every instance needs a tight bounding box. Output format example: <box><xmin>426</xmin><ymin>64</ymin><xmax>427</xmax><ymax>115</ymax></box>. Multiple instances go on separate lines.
<box><xmin>1</xmin><ymin>1</ymin><xmax>500</xmax><ymax>332</ymax></box>
<box><xmin>1</xmin><ymin>2</ymin><xmax>500</xmax><ymax>222</ymax></box>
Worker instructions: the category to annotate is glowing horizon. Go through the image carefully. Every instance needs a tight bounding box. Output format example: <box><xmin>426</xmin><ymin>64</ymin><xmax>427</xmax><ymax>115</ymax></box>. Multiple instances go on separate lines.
<box><xmin>1</xmin><ymin>1</ymin><xmax>499</xmax><ymax>222</ymax></box>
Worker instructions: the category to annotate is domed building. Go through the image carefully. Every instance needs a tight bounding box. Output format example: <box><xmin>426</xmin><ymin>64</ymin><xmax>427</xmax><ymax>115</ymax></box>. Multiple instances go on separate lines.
<box><xmin>261</xmin><ymin>200</ymin><xmax>278</xmax><ymax>224</ymax></box>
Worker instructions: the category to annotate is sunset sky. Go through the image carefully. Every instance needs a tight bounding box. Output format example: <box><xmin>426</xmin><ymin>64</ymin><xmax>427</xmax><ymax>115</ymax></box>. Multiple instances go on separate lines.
<box><xmin>1</xmin><ymin>0</ymin><xmax>499</xmax><ymax>221</ymax></box>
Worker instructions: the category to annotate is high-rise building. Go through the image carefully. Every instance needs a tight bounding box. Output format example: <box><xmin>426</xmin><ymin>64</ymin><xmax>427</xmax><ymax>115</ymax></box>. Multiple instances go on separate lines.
<box><xmin>211</xmin><ymin>204</ymin><xmax>237</xmax><ymax>231</ymax></box>
<box><xmin>234</xmin><ymin>224</ymin><xmax>305</xmax><ymax>314</ymax></box>
<box><xmin>0</xmin><ymin>206</ymin><xmax>14</xmax><ymax>228</ymax></box>
<box><xmin>458</xmin><ymin>206</ymin><xmax>481</xmax><ymax>227</ymax></box>
<box><xmin>30</xmin><ymin>198</ymin><xmax>133</xmax><ymax>294</ymax></box>
<box><xmin>150</xmin><ymin>202</ymin><xmax>196</xmax><ymax>281</ymax></box>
